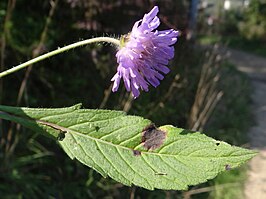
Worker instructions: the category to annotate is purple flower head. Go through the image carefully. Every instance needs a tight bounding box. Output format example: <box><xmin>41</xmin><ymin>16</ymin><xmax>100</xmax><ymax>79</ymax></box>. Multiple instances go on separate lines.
<box><xmin>111</xmin><ymin>6</ymin><xmax>179</xmax><ymax>98</ymax></box>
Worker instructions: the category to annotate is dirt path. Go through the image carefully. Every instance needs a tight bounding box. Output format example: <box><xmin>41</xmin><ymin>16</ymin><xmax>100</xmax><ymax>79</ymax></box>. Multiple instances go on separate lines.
<box><xmin>225</xmin><ymin>48</ymin><xmax>266</xmax><ymax>199</ymax></box>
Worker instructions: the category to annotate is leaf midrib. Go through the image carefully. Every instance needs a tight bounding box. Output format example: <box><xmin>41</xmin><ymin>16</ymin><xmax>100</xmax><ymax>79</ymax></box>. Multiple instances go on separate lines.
<box><xmin>55</xmin><ymin>122</ymin><xmax>254</xmax><ymax>159</ymax></box>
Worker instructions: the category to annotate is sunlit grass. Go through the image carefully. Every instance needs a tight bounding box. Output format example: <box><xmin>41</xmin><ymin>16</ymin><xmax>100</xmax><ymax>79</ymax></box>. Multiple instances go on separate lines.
<box><xmin>198</xmin><ymin>34</ymin><xmax>266</xmax><ymax>57</ymax></box>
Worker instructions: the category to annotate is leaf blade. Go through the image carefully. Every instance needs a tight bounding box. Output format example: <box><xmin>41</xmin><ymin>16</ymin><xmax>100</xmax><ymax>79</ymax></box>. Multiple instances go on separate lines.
<box><xmin>0</xmin><ymin>104</ymin><xmax>257</xmax><ymax>190</ymax></box>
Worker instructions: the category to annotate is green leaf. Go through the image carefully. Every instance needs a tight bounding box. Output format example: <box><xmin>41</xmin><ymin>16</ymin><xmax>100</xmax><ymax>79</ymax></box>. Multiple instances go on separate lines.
<box><xmin>0</xmin><ymin>104</ymin><xmax>257</xmax><ymax>190</ymax></box>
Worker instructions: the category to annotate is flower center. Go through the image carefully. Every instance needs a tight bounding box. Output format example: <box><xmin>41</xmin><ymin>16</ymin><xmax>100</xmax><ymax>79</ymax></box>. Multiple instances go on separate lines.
<box><xmin>120</xmin><ymin>33</ymin><xmax>131</xmax><ymax>47</ymax></box>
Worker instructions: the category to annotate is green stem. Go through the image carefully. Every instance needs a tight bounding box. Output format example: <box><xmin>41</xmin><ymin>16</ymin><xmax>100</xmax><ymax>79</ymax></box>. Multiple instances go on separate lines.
<box><xmin>0</xmin><ymin>37</ymin><xmax>120</xmax><ymax>78</ymax></box>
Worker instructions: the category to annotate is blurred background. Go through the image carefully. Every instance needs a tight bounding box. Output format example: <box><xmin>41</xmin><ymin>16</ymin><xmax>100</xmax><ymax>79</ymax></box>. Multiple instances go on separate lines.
<box><xmin>1</xmin><ymin>0</ymin><xmax>265</xmax><ymax>198</ymax></box>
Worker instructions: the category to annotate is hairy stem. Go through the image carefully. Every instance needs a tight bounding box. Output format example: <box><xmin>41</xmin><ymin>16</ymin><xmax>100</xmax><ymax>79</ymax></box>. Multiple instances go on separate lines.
<box><xmin>0</xmin><ymin>37</ymin><xmax>120</xmax><ymax>78</ymax></box>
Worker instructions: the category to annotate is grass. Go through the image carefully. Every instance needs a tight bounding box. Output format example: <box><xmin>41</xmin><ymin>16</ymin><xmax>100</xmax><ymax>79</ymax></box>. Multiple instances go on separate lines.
<box><xmin>225</xmin><ymin>36</ymin><xmax>266</xmax><ymax>57</ymax></box>
<box><xmin>198</xmin><ymin>34</ymin><xmax>266</xmax><ymax>58</ymax></box>
<box><xmin>198</xmin><ymin>35</ymin><xmax>221</xmax><ymax>46</ymax></box>
<box><xmin>210</xmin><ymin>165</ymin><xmax>247</xmax><ymax>199</ymax></box>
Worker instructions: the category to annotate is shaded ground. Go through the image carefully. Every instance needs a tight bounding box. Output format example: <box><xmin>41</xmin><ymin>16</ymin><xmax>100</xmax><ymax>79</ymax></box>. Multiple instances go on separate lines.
<box><xmin>225</xmin><ymin>48</ymin><xmax>266</xmax><ymax>199</ymax></box>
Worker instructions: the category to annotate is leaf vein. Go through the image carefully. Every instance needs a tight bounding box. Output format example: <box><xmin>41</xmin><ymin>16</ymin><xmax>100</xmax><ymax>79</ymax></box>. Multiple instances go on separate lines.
<box><xmin>115</xmin><ymin>147</ymin><xmax>152</xmax><ymax>189</ymax></box>
<box><xmin>99</xmin><ymin>123</ymin><xmax>141</xmax><ymax>140</ymax></box>
<box><xmin>117</xmin><ymin>132</ymin><xmax>140</xmax><ymax>146</ymax></box>
<box><xmin>141</xmin><ymin>155</ymin><xmax>177</xmax><ymax>184</ymax></box>
<box><xmin>70</xmin><ymin>133</ymin><xmax>100</xmax><ymax>169</ymax></box>
<box><xmin>95</xmin><ymin>140</ymin><xmax>129</xmax><ymax>183</ymax></box>
<box><xmin>157</xmin><ymin>139</ymin><xmax>185</xmax><ymax>153</ymax></box>
<box><xmin>65</xmin><ymin>115</ymin><xmax>124</xmax><ymax>128</ymax></box>
<box><xmin>158</xmin><ymin>156</ymin><xmax>189</xmax><ymax>184</ymax></box>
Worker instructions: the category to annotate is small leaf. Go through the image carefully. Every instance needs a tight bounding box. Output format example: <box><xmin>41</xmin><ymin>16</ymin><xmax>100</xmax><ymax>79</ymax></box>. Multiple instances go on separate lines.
<box><xmin>0</xmin><ymin>104</ymin><xmax>257</xmax><ymax>190</ymax></box>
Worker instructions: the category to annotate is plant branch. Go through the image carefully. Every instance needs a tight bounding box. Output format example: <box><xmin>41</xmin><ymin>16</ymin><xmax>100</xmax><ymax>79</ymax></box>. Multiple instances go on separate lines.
<box><xmin>0</xmin><ymin>37</ymin><xmax>120</xmax><ymax>78</ymax></box>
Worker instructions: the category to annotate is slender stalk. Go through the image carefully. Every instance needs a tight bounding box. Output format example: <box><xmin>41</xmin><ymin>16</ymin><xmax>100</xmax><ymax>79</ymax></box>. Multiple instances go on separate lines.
<box><xmin>0</xmin><ymin>37</ymin><xmax>120</xmax><ymax>78</ymax></box>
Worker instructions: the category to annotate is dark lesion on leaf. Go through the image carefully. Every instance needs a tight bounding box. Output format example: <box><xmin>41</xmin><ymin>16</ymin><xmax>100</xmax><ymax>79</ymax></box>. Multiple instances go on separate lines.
<box><xmin>95</xmin><ymin>126</ymin><xmax>100</xmax><ymax>132</ymax></box>
<box><xmin>225</xmin><ymin>164</ymin><xmax>232</xmax><ymax>171</ymax></box>
<box><xmin>36</xmin><ymin>120</ymin><xmax>69</xmax><ymax>140</ymax></box>
<box><xmin>57</xmin><ymin>131</ymin><xmax>66</xmax><ymax>141</ymax></box>
<box><xmin>154</xmin><ymin>172</ymin><xmax>167</xmax><ymax>176</ymax></box>
<box><xmin>132</xmin><ymin>150</ymin><xmax>141</xmax><ymax>156</ymax></box>
<box><xmin>141</xmin><ymin>124</ymin><xmax>166</xmax><ymax>150</ymax></box>
<box><xmin>216</xmin><ymin>142</ymin><xmax>221</xmax><ymax>146</ymax></box>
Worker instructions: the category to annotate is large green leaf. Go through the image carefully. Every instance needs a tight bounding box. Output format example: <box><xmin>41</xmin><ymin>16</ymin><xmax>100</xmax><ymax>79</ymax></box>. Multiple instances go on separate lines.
<box><xmin>0</xmin><ymin>104</ymin><xmax>256</xmax><ymax>190</ymax></box>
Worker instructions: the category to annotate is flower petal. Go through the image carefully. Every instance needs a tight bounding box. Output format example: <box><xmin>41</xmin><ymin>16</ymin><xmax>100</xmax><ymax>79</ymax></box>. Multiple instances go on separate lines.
<box><xmin>142</xmin><ymin>6</ymin><xmax>159</xmax><ymax>24</ymax></box>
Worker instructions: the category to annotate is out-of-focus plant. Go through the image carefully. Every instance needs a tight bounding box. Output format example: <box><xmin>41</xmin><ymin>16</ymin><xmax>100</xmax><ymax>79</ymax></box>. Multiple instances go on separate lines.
<box><xmin>238</xmin><ymin>0</ymin><xmax>266</xmax><ymax>40</ymax></box>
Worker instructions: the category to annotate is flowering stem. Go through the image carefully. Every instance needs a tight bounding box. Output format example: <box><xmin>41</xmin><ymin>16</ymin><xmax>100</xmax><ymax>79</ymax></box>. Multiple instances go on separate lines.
<box><xmin>0</xmin><ymin>37</ymin><xmax>120</xmax><ymax>78</ymax></box>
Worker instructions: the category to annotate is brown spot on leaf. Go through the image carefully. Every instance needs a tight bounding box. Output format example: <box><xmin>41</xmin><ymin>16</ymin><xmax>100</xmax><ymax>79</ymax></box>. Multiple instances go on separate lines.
<box><xmin>133</xmin><ymin>150</ymin><xmax>141</xmax><ymax>156</ymax></box>
<box><xmin>155</xmin><ymin>172</ymin><xmax>167</xmax><ymax>176</ymax></box>
<box><xmin>141</xmin><ymin>124</ymin><xmax>166</xmax><ymax>150</ymax></box>
<box><xmin>225</xmin><ymin>164</ymin><xmax>231</xmax><ymax>170</ymax></box>
<box><xmin>57</xmin><ymin>131</ymin><xmax>66</xmax><ymax>141</ymax></box>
